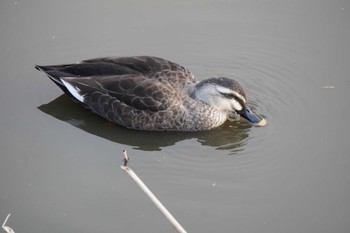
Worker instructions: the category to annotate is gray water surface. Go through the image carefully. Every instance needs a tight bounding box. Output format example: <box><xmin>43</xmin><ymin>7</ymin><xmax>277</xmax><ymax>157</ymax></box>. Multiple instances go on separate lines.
<box><xmin>1</xmin><ymin>1</ymin><xmax>350</xmax><ymax>232</ymax></box>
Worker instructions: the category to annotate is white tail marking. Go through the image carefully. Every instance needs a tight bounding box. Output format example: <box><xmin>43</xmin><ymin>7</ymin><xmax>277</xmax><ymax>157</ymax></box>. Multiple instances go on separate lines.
<box><xmin>61</xmin><ymin>79</ymin><xmax>85</xmax><ymax>102</ymax></box>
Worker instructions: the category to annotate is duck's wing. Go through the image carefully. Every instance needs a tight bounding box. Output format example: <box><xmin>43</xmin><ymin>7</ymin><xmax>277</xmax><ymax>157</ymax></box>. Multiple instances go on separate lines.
<box><xmin>37</xmin><ymin>58</ymin><xmax>182</xmax><ymax>111</ymax></box>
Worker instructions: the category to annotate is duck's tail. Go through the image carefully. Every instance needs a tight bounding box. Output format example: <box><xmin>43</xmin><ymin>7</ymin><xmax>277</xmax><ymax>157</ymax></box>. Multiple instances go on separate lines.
<box><xmin>35</xmin><ymin>64</ymin><xmax>81</xmax><ymax>101</ymax></box>
<box><xmin>35</xmin><ymin>64</ymin><xmax>69</xmax><ymax>88</ymax></box>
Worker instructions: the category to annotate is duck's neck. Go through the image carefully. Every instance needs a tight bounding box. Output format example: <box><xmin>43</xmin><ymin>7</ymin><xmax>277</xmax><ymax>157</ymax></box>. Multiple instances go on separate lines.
<box><xmin>189</xmin><ymin>82</ymin><xmax>216</xmax><ymax>107</ymax></box>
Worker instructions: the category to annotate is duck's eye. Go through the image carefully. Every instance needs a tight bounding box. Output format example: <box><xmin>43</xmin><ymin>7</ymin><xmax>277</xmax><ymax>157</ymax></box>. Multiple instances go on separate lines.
<box><xmin>222</xmin><ymin>93</ymin><xmax>236</xmax><ymax>99</ymax></box>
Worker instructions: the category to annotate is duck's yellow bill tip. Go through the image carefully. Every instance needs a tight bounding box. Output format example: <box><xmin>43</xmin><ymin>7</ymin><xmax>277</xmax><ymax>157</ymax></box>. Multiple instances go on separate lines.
<box><xmin>256</xmin><ymin>118</ymin><xmax>267</xmax><ymax>127</ymax></box>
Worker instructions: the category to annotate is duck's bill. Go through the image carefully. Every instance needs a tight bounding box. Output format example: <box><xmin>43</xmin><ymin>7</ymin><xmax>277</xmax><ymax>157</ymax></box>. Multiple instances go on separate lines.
<box><xmin>237</xmin><ymin>107</ymin><xmax>267</xmax><ymax>127</ymax></box>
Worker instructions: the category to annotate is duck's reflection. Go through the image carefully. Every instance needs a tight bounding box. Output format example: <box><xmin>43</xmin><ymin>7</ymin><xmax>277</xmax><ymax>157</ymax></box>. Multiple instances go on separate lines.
<box><xmin>38</xmin><ymin>95</ymin><xmax>251</xmax><ymax>152</ymax></box>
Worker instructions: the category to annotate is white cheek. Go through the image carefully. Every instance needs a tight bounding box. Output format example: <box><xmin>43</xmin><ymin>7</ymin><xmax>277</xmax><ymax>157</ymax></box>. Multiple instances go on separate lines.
<box><xmin>61</xmin><ymin>79</ymin><xmax>85</xmax><ymax>102</ymax></box>
<box><xmin>232</xmin><ymin>99</ymin><xmax>243</xmax><ymax>111</ymax></box>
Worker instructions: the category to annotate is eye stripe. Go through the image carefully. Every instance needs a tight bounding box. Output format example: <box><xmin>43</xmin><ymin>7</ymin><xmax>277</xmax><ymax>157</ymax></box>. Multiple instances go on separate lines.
<box><xmin>221</xmin><ymin>92</ymin><xmax>246</xmax><ymax>106</ymax></box>
<box><xmin>233</xmin><ymin>92</ymin><xmax>247</xmax><ymax>104</ymax></box>
<box><xmin>222</xmin><ymin>93</ymin><xmax>236</xmax><ymax>99</ymax></box>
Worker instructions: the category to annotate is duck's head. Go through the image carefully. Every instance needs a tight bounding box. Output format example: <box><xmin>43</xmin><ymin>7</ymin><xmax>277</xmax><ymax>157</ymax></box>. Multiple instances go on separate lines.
<box><xmin>192</xmin><ymin>77</ymin><xmax>266</xmax><ymax>126</ymax></box>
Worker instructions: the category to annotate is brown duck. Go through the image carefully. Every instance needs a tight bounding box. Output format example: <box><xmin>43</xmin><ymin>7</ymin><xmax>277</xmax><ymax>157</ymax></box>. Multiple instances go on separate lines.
<box><xmin>36</xmin><ymin>56</ymin><xmax>266</xmax><ymax>131</ymax></box>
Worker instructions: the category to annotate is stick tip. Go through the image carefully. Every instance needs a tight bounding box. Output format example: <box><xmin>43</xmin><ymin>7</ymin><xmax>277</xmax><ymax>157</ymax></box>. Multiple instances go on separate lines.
<box><xmin>122</xmin><ymin>149</ymin><xmax>129</xmax><ymax>166</ymax></box>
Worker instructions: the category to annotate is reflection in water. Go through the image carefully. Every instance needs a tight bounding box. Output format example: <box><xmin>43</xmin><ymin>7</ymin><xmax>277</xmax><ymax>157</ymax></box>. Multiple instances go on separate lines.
<box><xmin>38</xmin><ymin>95</ymin><xmax>251</xmax><ymax>152</ymax></box>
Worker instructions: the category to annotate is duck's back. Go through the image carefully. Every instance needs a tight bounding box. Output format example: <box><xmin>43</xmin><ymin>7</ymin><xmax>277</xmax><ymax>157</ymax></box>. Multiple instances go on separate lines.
<box><xmin>83</xmin><ymin>56</ymin><xmax>197</xmax><ymax>89</ymax></box>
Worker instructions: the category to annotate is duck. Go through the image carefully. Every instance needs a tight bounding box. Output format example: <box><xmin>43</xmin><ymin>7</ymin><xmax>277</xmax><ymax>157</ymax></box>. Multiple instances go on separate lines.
<box><xmin>36</xmin><ymin>56</ymin><xmax>266</xmax><ymax>131</ymax></box>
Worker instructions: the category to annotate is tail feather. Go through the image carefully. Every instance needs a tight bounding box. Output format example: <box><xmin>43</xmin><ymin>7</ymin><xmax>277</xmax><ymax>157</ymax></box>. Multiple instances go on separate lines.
<box><xmin>35</xmin><ymin>65</ymin><xmax>73</xmax><ymax>96</ymax></box>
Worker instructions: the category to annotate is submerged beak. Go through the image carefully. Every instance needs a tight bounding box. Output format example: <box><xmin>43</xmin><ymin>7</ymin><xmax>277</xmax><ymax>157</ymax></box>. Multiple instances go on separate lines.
<box><xmin>236</xmin><ymin>106</ymin><xmax>267</xmax><ymax>126</ymax></box>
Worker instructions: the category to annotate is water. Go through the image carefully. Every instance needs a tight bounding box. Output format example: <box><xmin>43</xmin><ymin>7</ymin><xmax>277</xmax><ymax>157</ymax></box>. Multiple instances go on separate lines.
<box><xmin>1</xmin><ymin>0</ymin><xmax>350</xmax><ymax>232</ymax></box>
